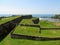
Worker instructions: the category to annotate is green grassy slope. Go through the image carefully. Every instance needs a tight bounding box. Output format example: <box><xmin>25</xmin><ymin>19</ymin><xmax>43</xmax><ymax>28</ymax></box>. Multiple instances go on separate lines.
<box><xmin>0</xmin><ymin>16</ymin><xmax>20</xmax><ymax>25</ymax></box>
<box><xmin>40</xmin><ymin>20</ymin><xmax>60</xmax><ymax>28</ymax></box>
<box><xmin>0</xmin><ymin>33</ymin><xmax>60</xmax><ymax>45</ymax></box>
<box><xmin>13</xmin><ymin>26</ymin><xmax>40</xmax><ymax>36</ymax></box>
<box><xmin>20</xmin><ymin>18</ymin><xmax>39</xmax><ymax>25</ymax></box>
<box><xmin>20</xmin><ymin>19</ymin><xmax>34</xmax><ymax>24</ymax></box>
<box><xmin>13</xmin><ymin>20</ymin><xmax>60</xmax><ymax>37</ymax></box>
<box><xmin>40</xmin><ymin>20</ymin><xmax>60</xmax><ymax>37</ymax></box>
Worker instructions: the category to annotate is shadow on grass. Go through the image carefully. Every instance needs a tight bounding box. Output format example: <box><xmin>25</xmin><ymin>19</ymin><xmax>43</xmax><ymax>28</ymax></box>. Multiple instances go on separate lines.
<box><xmin>11</xmin><ymin>37</ymin><xmax>60</xmax><ymax>41</ymax></box>
<box><xmin>11</xmin><ymin>34</ymin><xmax>60</xmax><ymax>41</ymax></box>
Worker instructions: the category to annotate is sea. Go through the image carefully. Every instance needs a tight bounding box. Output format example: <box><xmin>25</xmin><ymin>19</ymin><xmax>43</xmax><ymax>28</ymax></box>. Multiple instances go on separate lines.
<box><xmin>0</xmin><ymin>14</ymin><xmax>54</xmax><ymax>17</ymax></box>
<box><xmin>32</xmin><ymin>14</ymin><xmax>60</xmax><ymax>22</ymax></box>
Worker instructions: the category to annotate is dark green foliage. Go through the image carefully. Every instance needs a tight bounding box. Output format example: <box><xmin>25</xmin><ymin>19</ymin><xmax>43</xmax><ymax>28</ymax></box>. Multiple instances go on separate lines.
<box><xmin>51</xmin><ymin>14</ymin><xmax>60</xmax><ymax>19</ymax></box>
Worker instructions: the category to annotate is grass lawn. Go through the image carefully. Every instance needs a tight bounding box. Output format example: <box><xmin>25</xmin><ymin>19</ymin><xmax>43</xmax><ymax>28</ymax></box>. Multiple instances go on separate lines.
<box><xmin>20</xmin><ymin>18</ymin><xmax>39</xmax><ymax>25</ymax></box>
<box><xmin>40</xmin><ymin>20</ymin><xmax>60</xmax><ymax>28</ymax></box>
<box><xmin>0</xmin><ymin>33</ymin><xmax>60</xmax><ymax>45</ymax></box>
<box><xmin>13</xmin><ymin>25</ymin><xmax>40</xmax><ymax>36</ymax></box>
<box><xmin>40</xmin><ymin>30</ymin><xmax>60</xmax><ymax>37</ymax></box>
<box><xmin>20</xmin><ymin>19</ymin><xmax>34</xmax><ymax>24</ymax></box>
<box><xmin>0</xmin><ymin>16</ymin><xmax>20</xmax><ymax>25</ymax></box>
<box><xmin>13</xmin><ymin>25</ymin><xmax>60</xmax><ymax>37</ymax></box>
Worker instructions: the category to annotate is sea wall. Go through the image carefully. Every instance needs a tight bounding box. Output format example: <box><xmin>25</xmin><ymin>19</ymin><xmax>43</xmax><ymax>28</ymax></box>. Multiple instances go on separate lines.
<box><xmin>0</xmin><ymin>16</ymin><xmax>22</xmax><ymax>42</ymax></box>
<box><xmin>20</xmin><ymin>24</ymin><xmax>40</xmax><ymax>27</ymax></box>
<box><xmin>21</xmin><ymin>15</ymin><xmax>32</xmax><ymax>19</ymax></box>
<box><xmin>11</xmin><ymin>34</ymin><xmax>60</xmax><ymax>41</ymax></box>
<box><xmin>41</xmin><ymin>28</ymin><xmax>60</xmax><ymax>30</ymax></box>
<box><xmin>32</xmin><ymin>18</ymin><xmax>39</xmax><ymax>24</ymax></box>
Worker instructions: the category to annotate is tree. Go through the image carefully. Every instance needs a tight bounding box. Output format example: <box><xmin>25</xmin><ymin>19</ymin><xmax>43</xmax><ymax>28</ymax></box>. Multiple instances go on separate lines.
<box><xmin>51</xmin><ymin>14</ymin><xmax>60</xmax><ymax>19</ymax></box>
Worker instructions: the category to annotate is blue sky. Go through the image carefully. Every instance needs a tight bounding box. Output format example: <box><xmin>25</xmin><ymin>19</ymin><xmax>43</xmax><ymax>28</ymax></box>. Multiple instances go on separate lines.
<box><xmin>0</xmin><ymin>0</ymin><xmax>60</xmax><ymax>14</ymax></box>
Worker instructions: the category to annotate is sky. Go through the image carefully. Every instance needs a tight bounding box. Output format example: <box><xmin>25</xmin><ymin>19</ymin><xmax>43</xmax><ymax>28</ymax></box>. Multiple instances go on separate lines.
<box><xmin>0</xmin><ymin>0</ymin><xmax>60</xmax><ymax>14</ymax></box>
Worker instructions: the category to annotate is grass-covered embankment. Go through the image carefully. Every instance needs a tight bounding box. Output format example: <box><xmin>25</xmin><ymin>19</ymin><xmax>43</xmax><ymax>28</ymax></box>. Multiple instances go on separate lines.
<box><xmin>40</xmin><ymin>20</ymin><xmax>60</xmax><ymax>28</ymax></box>
<box><xmin>0</xmin><ymin>32</ymin><xmax>60</xmax><ymax>45</ymax></box>
<box><xmin>13</xmin><ymin>20</ymin><xmax>60</xmax><ymax>37</ymax></box>
<box><xmin>0</xmin><ymin>16</ymin><xmax>20</xmax><ymax>25</ymax></box>
<box><xmin>39</xmin><ymin>20</ymin><xmax>60</xmax><ymax>37</ymax></box>
<box><xmin>20</xmin><ymin>18</ymin><xmax>39</xmax><ymax>25</ymax></box>
<box><xmin>13</xmin><ymin>25</ymin><xmax>40</xmax><ymax>36</ymax></box>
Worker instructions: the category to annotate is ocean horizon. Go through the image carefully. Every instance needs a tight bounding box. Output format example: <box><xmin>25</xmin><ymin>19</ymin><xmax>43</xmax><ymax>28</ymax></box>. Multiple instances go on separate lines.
<box><xmin>0</xmin><ymin>14</ymin><xmax>54</xmax><ymax>18</ymax></box>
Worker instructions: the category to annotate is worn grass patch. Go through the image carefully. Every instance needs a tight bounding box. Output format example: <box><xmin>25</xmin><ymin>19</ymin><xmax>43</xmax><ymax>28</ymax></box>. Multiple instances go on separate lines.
<box><xmin>53</xmin><ymin>22</ymin><xmax>60</xmax><ymax>27</ymax></box>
